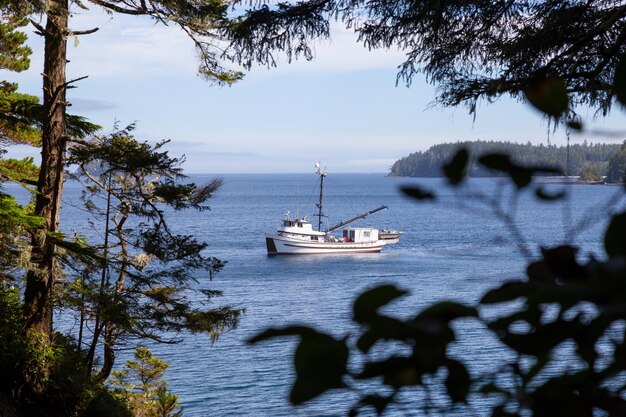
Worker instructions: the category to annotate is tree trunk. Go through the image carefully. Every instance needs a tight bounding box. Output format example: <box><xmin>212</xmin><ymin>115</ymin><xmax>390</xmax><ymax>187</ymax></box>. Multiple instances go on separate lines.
<box><xmin>96</xmin><ymin>211</ymin><xmax>130</xmax><ymax>382</ymax></box>
<box><xmin>23</xmin><ymin>0</ymin><xmax>68</xmax><ymax>336</ymax></box>
<box><xmin>96</xmin><ymin>324</ymin><xmax>115</xmax><ymax>381</ymax></box>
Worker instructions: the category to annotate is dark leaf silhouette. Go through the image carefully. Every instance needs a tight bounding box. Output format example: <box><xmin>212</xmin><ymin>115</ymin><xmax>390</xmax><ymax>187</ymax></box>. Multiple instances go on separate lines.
<box><xmin>604</xmin><ymin>211</ymin><xmax>626</xmax><ymax>258</ymax></box>
<box><xmin>535</xmin><ymin>186</ymin><xmax>566</xmax><ymax>201</ymax></box>
<box><xmin>524</xmin><ymin>75</ymin><xmax>569</xmax><ymax>117</ymax></box>
<box><xmin>443</xmin><ymin>148</ymin><xmax>469</xmax><ymax>185</ymax></box>
<box><xmin>400</xmin><ymin>186</ymin><xmax>436</xmax><ymax>200</ymax></box>
<box><xmin>353</xmin><ymin>285</ymin><xmax>407</xmax><ymax>324</ymax></box>
<box><xmin>248</xmin><ymin>326</ymin><xmax>348</xmax><ymax>404</ymax></box>
<box><xmin>445</xmin><ymin>359</ymin><xmax>471</xmax><ymax>403</ymax></box>
<box><xmin>614</xmin><ymin>51</ymin><xmax>626</xmax><ymax>106</ymax></box>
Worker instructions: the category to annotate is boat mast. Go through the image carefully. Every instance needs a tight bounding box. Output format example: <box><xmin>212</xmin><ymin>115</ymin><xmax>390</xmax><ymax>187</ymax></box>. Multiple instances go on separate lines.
<box><xmin>325</xmin><ymin>205</ymin><xmax>388</xmax><ymax>233</ymax></box>
<box><xmin>315</xmin><ymin>162</ymin><xmax>327</xmax><ymax>231</ymax></box>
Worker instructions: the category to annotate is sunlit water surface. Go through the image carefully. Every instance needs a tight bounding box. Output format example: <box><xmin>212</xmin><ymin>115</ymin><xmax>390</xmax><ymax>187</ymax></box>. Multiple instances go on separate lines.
<box><xmin>8</xmin><ymin>174</ymin><xmax>624</xmax><ymax>416</ymax></box>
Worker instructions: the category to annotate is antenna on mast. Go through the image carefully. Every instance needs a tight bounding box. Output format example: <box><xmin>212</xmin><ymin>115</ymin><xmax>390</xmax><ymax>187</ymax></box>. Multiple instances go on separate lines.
<box><xmin>315</xmin><ymin>162</ymin><xmax>328</xmax><ymax>231</ymax></box>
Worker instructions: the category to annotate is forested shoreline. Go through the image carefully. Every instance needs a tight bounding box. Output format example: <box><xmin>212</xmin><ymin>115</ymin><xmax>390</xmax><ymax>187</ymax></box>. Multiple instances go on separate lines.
<box><xmin>389</xmin><ymin>141</ymin><xmax>621</xmax><ymax>178</ymax></box>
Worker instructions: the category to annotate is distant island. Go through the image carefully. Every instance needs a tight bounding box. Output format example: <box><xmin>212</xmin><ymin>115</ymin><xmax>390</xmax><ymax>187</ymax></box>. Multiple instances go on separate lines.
<box><xmin>389</xmin><ymin>140</ymin><xmax>622</xmax><ymax>180</ymax></box>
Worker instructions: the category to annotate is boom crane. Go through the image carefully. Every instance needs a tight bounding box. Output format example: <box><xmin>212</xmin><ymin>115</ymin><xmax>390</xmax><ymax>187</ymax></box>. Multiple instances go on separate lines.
<box><xmin>324</xmin><ymin>205</ymin><xmax>388</xmax><ymax>233</ymax></box>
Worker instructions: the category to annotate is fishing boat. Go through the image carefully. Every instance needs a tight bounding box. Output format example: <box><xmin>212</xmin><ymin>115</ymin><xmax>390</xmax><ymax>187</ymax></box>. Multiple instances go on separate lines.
<box><xmin>265</xmin><ymin>163</ymin><xmax>401</xmax><ymax>255</ymax></box>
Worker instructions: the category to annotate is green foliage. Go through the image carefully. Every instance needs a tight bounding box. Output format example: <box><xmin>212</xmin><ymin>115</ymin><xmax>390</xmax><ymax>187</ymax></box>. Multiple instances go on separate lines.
<box><xmin>606</xmin><ymin>141</ymin><xmax>626</xmax><ymax>183</ymax></box>
<box><xmin>0</xmin><ymin>156</ymin><xmax>38</xmax><ymax>183</ymax></box>
<box><xmin>0</xmin><ymin>81</ymin><xmax>100</xmax><ymax>147</ymax></box>
<box><xmin>0</xmin><ymin>286</ymin><xmax>29</xmax><ymax>389</ymax></box>
<box><xmin>111</xmin><ymin>347</ymin><xmax>183</xmax><ymax>417</ymax></box>
<box><xmin>390</xmin><ymin>140</ymin><xmax>617</xmax><ymax>178</ymax></box>
<box><xmin>0</xmin><ymin>82</ymin><xmax>40</xmax><ymax>145</ymax></box>
<box><xmin>578</xmin><ymin>163</ymin><xmax>603</xmax><ymax>182</ymax></box>
<box><xmin>0</xmin><ymin>0</ymin><xmax>33</xmax><ymax>73</ymax></box>
<box><xmin>60</xmin><ymin>126</ymin><xmax>242</xmax><ymax>381</ymax></box>
<box><xmin>0</xmin><ymin>188</ymin><xmax>41</xmax><ymax>280</ymax></box>
<box><xmin>250</xmin><ymin>285</ymin><xmax>478</xmax><ymax>415</ymax></box>
<box><xmin>250</xmin><ymin>151</ymin><xmax>626</xmax><ymax>416</ymax></box>
<box><xmin>0</xmin><ymin>286</ymin><xmax>133</xmax><ymax>417</ymax></box>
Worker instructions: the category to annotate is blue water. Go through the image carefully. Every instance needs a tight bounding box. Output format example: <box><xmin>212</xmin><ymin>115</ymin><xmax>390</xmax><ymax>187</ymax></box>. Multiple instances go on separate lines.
<box><xmin>6</xmin><ymin>174</ymin><xmax>625</xmax><ymax>416</ymax></box>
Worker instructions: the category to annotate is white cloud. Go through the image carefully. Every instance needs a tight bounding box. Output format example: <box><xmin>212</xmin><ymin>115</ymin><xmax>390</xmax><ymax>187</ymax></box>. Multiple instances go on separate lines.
<box><xmin>245</xmin><ymin>24</ymin><xmax>407</xmax><ymax>78</ymax></box>
<box><xmin>22</xmin><ymin>11</ymin><xmax>406</xmax><ymax>82</ymax></box>
<box><xmin>66</xmin><ymin>14</ymin><xmax>200</xmax><ymax>78</ymax></box>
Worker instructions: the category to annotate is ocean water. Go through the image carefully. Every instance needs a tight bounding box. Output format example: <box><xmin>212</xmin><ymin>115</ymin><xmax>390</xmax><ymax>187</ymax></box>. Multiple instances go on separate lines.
<box><xmin>7</xmin><ymin>174</ymin><xmax>625</xmax><ymax>416</ymax></box>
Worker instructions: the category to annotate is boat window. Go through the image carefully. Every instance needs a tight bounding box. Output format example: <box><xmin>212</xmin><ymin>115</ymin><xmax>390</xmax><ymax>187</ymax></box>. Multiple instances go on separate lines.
<box><xmin>297</xmin><ymin>222</ymin><xmax>302</xmax><ymax>227</ymax></box>
<box><xmin>364</xmin><ymin>231</ymin><xmax>370</xmax><ymax>238</ymax></box>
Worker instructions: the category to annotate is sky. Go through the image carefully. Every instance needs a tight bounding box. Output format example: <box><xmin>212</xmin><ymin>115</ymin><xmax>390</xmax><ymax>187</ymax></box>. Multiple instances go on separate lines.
<box><xmin>6</xmin><ymin>10</ymin><xmax>626</xmax><ymax>173</ymax></box>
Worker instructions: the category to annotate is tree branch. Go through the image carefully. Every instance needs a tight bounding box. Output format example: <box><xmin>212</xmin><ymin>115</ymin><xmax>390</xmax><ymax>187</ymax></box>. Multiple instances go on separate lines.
<box><xmin>88</xmin><ymin>0</ymin><xmax>148</xmax><ymax>15</ymax></box>
<box><xmin>70</xmin><ymin>27</ymin><xmax>100</xmax><ymax>36</ymax></box>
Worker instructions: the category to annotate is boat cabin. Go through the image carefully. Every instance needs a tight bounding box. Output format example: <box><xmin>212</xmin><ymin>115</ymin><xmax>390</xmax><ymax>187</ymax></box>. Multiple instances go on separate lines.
<box><xmin>277</xmin><ymin>213</ymin><xmax>326</xmax><ymax>240</ymax></box>
<box><xmin>342</xmin><ymin>227</ymin><xmax>379</xmax><ymax>243</ymax></box>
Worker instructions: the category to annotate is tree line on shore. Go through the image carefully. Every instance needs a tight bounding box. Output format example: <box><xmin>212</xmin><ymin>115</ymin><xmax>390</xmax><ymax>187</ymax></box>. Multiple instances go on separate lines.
<box><xmin>389</xmin><ymin>140</ymin><xmax>626</xmax><ymax>182</ymax></box>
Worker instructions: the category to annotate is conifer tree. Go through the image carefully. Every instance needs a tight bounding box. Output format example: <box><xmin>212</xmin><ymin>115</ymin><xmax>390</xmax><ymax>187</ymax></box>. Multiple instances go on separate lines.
<box><xmin>64</xmin><ymin>126</ymin><xmax>241</xmax><ymax>381</ymax></box>
<box><xmin>606</xmin><ymin>141</ymin><xmax>626</xmax><ymax>183</ymax></box>
<box><xmin>22</xmin><ymin>0</ymin><xmax>244</xmax><ymax>338</ymax></box>
<box><xmin>111</xmin><ymin>347</ymin><xmax>183</xmax><ymax>417</ymax></box>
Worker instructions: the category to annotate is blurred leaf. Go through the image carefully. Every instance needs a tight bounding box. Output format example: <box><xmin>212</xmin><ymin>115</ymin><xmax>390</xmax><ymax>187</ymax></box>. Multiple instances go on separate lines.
<box><xmin>357</xmin><ymin>394</ymin><xmax>394</xmax><ymax>415</ymax></box>
<box><xmin>478</xmin><ymin>153</ymin><xmax>560</xmax><ymax>188</ymax></box>
<box><xmin>356</xmin><ymin>316</ymin><xmax>420</xmax><ymax>353</ymax></box>
<box><xmin>443</xmin><ymin>148</ymin><xmax>469</xmax><ymax>185</ymax></box>
<box><xmin>481</xmin><ymin>281</ymin><xmax>528</xmax><ymax>304</ymax></box>
<box><xmin>487</xmin><ymin>310</ymin><xmax>541</xmax><ymax>333</ymax></box>
<box><xmin>541</xmin><ymin>246</ymin><xmax>585</xmax><ymax>280</ymax></box>
<box><xmin>291</xmin><ymin>332</ymin><xmax>349</xmax><ymax>404</ymax></box>
<box><xmin>526</xmin><ymin>261</ymin><xmax>554</xmax><ymax>283</ymax></box>
<box><xmin>524</xmin><ymin>75</ymin><xmax>569</xmax><ymax>117</ymax></box>
<box><xmin>357</xmin><ymin>356</ymin><xmax>419</xmax><ymax>387</ymax></box>
<box><xmin>499</xmin><ymin>320</ymin><xmax>580</xmax><ymax>356</ymax></box>
<box><xmin>491</xmin><ymin>405</ymin><xmax>519</xmax><ymax>417</ymax></box>
<box><xmin>445</xmin><ymin>359</ymin><xmax>471</xmax><ymax>403</ymax></box>
<box><xmin>400</xmin><ymin>186</ymin><xmax>436</xmax><ymax>200</ymax></box>
<box><xmin>566</xmin><ymin>120</ymin><xmax>583</xmax><ymax>130</ymax></box>
<box><xmin>356</xmin><ymin>329</ymin><xmax>379</xmax><ymax>353</ymax></box>
<box><xmin>248</xmin><ymin>325</ymin><xmax>349</xmax><ymax>404</ymax></box>
<box><xmin>416</xmin><ymin>301</ymin><xmax>477</xmax><ymax>322</ymax></box>
<box><xmin>605</xmin><ymin>211</ymin><xmax>626</xmax><ymax>258</ymax></box>
<box><xmin>247</xmin><ymin>325</ymin><xmax>319</xmax><ymax>344</ymax></box>
<box><xmin>614</xmin><ymin>51</ymin><xmax>626</xmax><ymax>106</ymax></box>
<box><xmin>535</xmin><ymin>186</ymin><xmax>566</xmax><ymax>201</ymax></box>
<box><xmin>478</xmin><ymin>382</ymin><xmax>506</xmax><ymax>395</ymax></box>
<box><xmin>510</xmin><ymin>169</ymin><xmax>533</xmax><ymax>188</ymax></box>
<box><xmin>478</xmin><ymin>153</ymin><xmax>513</xmax><ymax>172</ymax></box>
<box><xmin>523</xmin><ymin>354</ymin><xmax>549</xmax><ymax>385</ymax></box>
<box><xmin>353</xmin><ymin>285</ymin><xmax>408</xmax><ymax>324</ymax></box>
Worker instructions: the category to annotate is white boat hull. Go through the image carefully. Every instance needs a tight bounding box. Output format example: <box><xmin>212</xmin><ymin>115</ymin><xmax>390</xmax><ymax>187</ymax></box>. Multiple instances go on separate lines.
<box><xmin>266</xmin><ymin>236</ymin><xmax>386</xmax><ymax>255</ymax></box>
